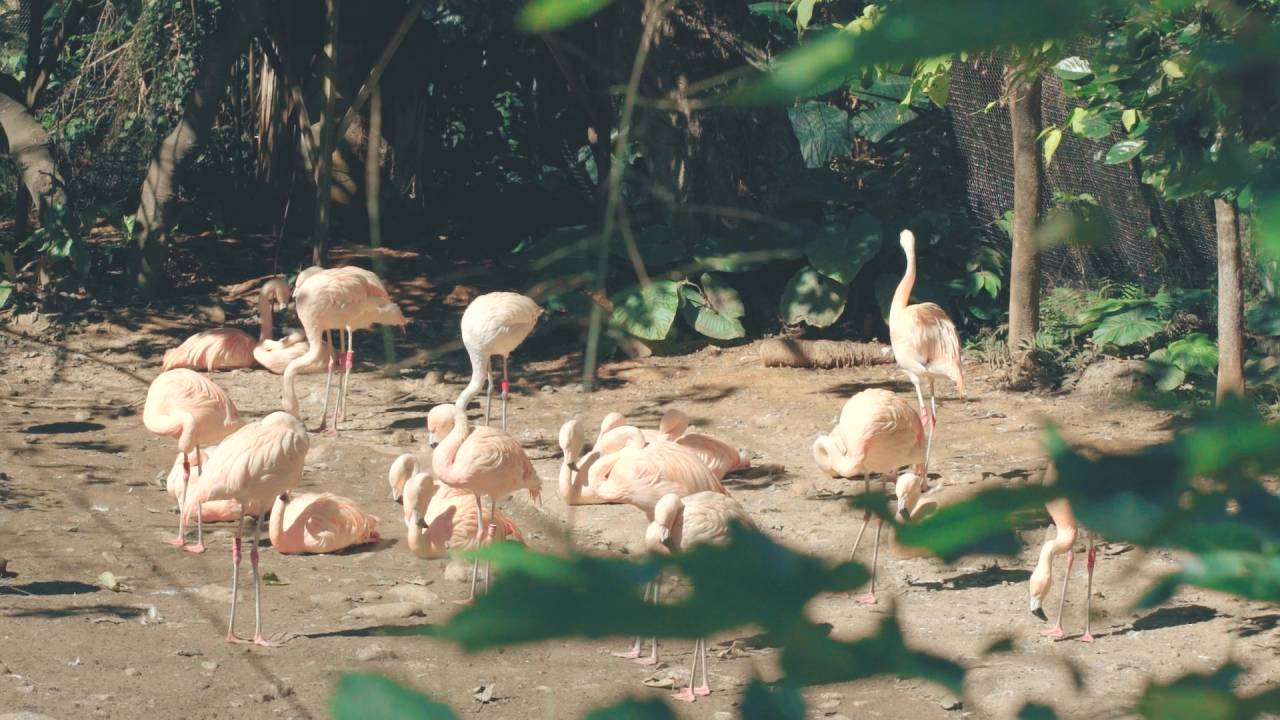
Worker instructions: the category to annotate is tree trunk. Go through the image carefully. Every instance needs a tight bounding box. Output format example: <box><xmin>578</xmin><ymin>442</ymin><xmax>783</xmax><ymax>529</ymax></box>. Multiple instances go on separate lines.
<box><xmin>130</xmin><ymin>0</ymin><xmax>266</xmax><ymax>292</ymax></box>
<box><xmin>312</xmin><ymin>0</ymin><xmax>342</xmax><ymax>267</ymax></box>
<box><xmin>1006</xmin><ymin>71</ymin><xmax>1043</xmax><ymax>357</ymax></box>
<box><xmin>24</xmin><ymin>0</ymin><xmax>44</xmax><ymax>107</ymax></box>
<box><xmin>0</xmin><ymin>88</ymin><xmax>67</xmax><ymax>219</ymax></box>
<box><xmin>1215</xmin><ymin>197</ymin><xmax>1244</xmax><ymax>403</ymax></box>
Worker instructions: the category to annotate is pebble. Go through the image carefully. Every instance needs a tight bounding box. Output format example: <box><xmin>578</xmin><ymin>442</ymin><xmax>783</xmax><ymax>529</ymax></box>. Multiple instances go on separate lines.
<box><xmin>346</xmin><ymin>601</ymin><xmax>424</xmax><ymax>620</ymax></box>
<box><xmin>72</xmin><ymin>410</ymin><xmax>92</xmax><ymax>422</ymax></box>
<box><xmin>358</xmin><ymin>590</ymin><xmax>383</xmax><ymax>602</ymax></box>
<box><xmin>444</xmin><ymin>560</ymin><xmax>479</xmax><ymax>583</ymax></box>
<box><xmin>386</xmin><ymin>584</ymin><xmax>440</xmax><ymax>606</ymax></box>
<box><xmin>201</xmin><ymin>661</ymin><xmax>219</xmax><ymax>671</ymax></box>
<box><xmin>391</xmin><ymin>430</ymin><xmax>414</xmax><ymax>445</ymax></box>
<box><xmin>257</xmin><ymin>682</ymin><xmax>293</xmax><ymax>703</ymax></box>
<box><xmin>356</xmin><ymin>643</ymin><xmax>399</xmax><ymax>662</ymax></box>
<box><xmin>123</xmin><ymin>667</ymin><xmax>140</xmax><ymax>677</ymax></box>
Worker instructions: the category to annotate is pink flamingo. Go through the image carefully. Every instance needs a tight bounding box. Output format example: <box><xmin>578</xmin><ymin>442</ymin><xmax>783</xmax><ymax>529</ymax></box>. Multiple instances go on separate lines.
<box><xmin>456</xmin><ymin>292</ymin><xmax>542</xmax><ymax>430</ymax></box>
<box><xmin>165</xmin><ymin>449</ymin><xmax>241</xmax><ymax>523</ymax></box>
<box><xmin>656</xmin><ymin>409</ymin><xmax>750</xmax><ymax>479</ymax></box>
<box><xmin>181</xmin><ymin>411</ymin><xmax>309</xmax><ymax>645</ymax></box>
<box><xmin>161</xmin><ymin>280</ymin><xmax>290</xmax><ymax>372</ymax></box>
<box><xmin>812</xmin><ymin>388</ymin><xmax>925</xmax><ymax>604</ymax></box>
<box><xmin>282</xmin><ymin>266</ymin><xmax>405</xmax><ymax>434</ymax></box>
<box><xmin>268</xmin><ymin>491</ymin><xmax>380</xmax><ymax>554</ymax></box>
<box><xmin>431</xmin><ymin>404</ymin><xmax>540</xmax><ymax>600</ymax></box>
<box><xmin>1029</xmin><ymin>463</ymin><xmax>1097</xmax><ymax>642</ymax></box>
<box><xmin>647</xmin><ymin>491</ymin><xmax>756</xmax><ymax>702</ymax></box>
<box><xmin>392</xmin><ymin>455</ymin><xmax>524</xmax><ymax>559</ymax></box>
<box><xmin>144</xmin><ymin>369</ymin><xmax>244</xmax><ymax>552</ymax></box>
<box><xmin>889</xmin><ymin>229</ymin><xmax>965</xmax><ymax>470</ymax></box>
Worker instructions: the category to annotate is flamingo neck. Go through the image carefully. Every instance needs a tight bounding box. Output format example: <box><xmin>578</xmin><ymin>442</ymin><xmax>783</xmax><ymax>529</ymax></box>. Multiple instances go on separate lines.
<box><xmin>892</xmin><ymin>242</ymin><xmax>917</xmax><ymax>313</ymax></box>
<box><xmin>269</xmin><ymin>494</ymin><xmax>290</xmax><ymax>544</ymax></box>
<box><xmin>814</xmin><ymin>435</ymin><xmax>860</xmax><ymax>478</ymax></box>
<box><xmin>281</xmin><ymin>321</ymin><xmax>328</xmax><ymax>417</ymax></box>
<box><xmin>436</xmin><ymin>412</ymin><xmax>471</xmax><ymax>483</ymax></box>
<box><xmin>258</xmin><ymin>290</ymin><xmax>275</xmax><ymax>343</ymax></box>
<box><xmin>177</xmin><ymin>413</ymin><xmax>196</xmax><ymax>456</ymax></box>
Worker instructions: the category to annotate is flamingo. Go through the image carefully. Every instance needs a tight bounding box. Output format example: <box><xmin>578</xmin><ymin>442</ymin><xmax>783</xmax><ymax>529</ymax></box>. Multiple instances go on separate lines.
<box><xmin>812</xmin><ymin>388</ymin><xmax>925</xmax><ymax>604</ymax></box>
<box><xmin>656</xmin><ymin>409</ymin><xmax>750</xmax><ymax>479</ymax></box>
<box><xmin>889</xmin><ymin>229</ymin><xmax>965</xmax><ymax>471</ymax></box>
<box><xmin>181</xmin><ymin>411</ymin><xmax>309</xmax><ymax>645</ymax></box>
<box><xmin>1029</xmin><ymin>464</ymin><xmax>1097</xmax><ymax>642</ymax></box>
<box><xmin>455</xmin><ymin>292</ymin><xmax>543</xmax><ymax>430</ymax></box>
<box><xmin>431</xmin><ymin>404</ymin><xmax>540</xmax><ymax>600</ymax></box>
<box><xmin>165</xmin><ymin>449</ymin><xmax>241</xmax><ymax>523</ymax></box>
<box><xmin>144</xmin><ymin>369</ymin><xmax>244</xmax><ymax>552</ymax></box>
<box><xmin>647</xmin><ymin>491</ymin><xmax>756</xmax><ymax>702</ymax></box>
<box><xmin>160</xmin><ymin>280</ymin><xmax>288</xmax><ymax>372</ymax></box>
<box><xmin>268</xmin><ymin>492</ymin><xmax>380</xmax><ymax>554</ymax></box>
<box><xmin>282</xmin><ymin>266</ymin><xmax>405</xmax><ymax>434</ymax></box>
<box><xmin>393</xmin><ymin>455</ymin><xmax>524</xmax><ymax>559</ymax></box>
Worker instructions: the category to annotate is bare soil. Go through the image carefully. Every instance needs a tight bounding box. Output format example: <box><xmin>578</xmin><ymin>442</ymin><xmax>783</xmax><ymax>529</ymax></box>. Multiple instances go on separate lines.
<box><xmin>1</xmin><ymin>268</ymin><xmax>1277</xmax><ymax>720</ymax></box>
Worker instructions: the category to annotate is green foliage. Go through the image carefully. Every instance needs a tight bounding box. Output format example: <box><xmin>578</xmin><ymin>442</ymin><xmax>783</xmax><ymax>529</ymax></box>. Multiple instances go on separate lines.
<box><xmin>787</xmin><ymin>102</ymin><xmax>852</xmax><ymax>168</ymax></box>
<box><xmin>583</xmin><ymin>699</ymin><xmax>676</xmax><ymax>720</ymax></box>
<box><xmin>1136</xmin><ymin>665</ymin><xmax>1280</xmax><ymax>720</ymax></box>
<box><xmin>611</xmin><ymin>280</ymin><xmax>681</xmax><ymax>341</ymax></box>
<box><xmin>803</xmin><ymin>215</ymin><xmax>882</xmax><ymax>285</ymax></box>
<box><xmin>740</xmin><ymin>681</ymin><xmax>805</xmax><ymax>720</ymax></box>
<box><xmin>681</xmin><ymin>274</ymin><xmax>747</xmax><ymax>340</ymax></box>
<box><xmin>518</xmin><ymin>0</ymin><xmax>614</xmax><ymax>32</ymax></box>
<box><xmin>0</xmin><ymin>281</ymin><xmax>13</xmax><ymax>310</ymax></box>
<box><xmin>19</xmin><ymin>203</ymin><xmax>91</xmax><ymax>278</ymax></box>
<box><xmin>331</xmin><ymin>673</ymin><xmax>458</xmax><ymax>720</ymax></box>
<box><xmin>779</xmin><ymin>266</ymin><xmax>847</xmax><ymax>327</ymax></box>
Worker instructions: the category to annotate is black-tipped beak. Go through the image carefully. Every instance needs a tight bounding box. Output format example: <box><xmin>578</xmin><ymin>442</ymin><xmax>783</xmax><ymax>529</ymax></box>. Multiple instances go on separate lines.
<box><xmin>899</xmin><ymin>507</ymin><xmax>911</xmax><ymax>522</ymax></box>
<box><xmin>1031</xmin><ymin>607</ymin><xmax>1047</xmax><ymax>621</ymax></box>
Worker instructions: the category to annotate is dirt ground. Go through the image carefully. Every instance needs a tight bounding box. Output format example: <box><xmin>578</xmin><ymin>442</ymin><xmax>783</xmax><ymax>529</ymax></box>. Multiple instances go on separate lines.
<box><xmin>1</xmin><ymin>266</ymin><xmax>1278</xmax><ymax>720</ymax></box>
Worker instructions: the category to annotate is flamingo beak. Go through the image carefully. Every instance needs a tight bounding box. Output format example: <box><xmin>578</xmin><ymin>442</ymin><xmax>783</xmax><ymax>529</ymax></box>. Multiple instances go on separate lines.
<box><xmin>1030</xmin><ymin>596</ymin><xmax>1047</xmax><ymax>621</ymax></box>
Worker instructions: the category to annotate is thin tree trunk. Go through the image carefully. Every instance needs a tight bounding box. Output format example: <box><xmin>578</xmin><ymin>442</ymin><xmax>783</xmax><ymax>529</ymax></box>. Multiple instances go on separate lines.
<box><xmin>366</xmin><ymin>85</ymin><xmax>394</xmax><ymax>364</ymax></box>
<box><xmin>1215</xmin><ymin>197</ymin><xmax>1244</xmax><ymax>403</ymax></box>
<box><xmin>24</xmin><ymin>0</ymin><xmax>44</xmax><ymax>107</ymax></box>
<box><xmin>131</xmin><ymin>0</ymin><xmax>266</xmax><ymax>291</ymax></box>
<box><xmin>0</xmin><ymin>89</ymin><xmax>66</xmax><ymax>218</ymax></box>
<box><xmin>1006</xmin><ymin>71</ymin><xmax>1043</xmax><ymax>357</ymax></box>
<box><xmin>312</xmin><ymin>0</ymin><xmax>342</xmax><ymax>266</ymax></box>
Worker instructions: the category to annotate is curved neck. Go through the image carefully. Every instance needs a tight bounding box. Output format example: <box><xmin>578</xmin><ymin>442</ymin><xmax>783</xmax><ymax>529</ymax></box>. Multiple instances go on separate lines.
<box><xmin>269</xmin><ymin>495</ymin><xmax>289</xmax><ymax>543</ymax></box>
<box><xmin>892</xmin><ymin>241</ymin><xmax>917</xmax><ymax>312</ymax></box>
<box><xmin>435</xmin><ymin>412</ymin><xmax>471</xmax><ymax>482</ymax></box>
<box><xmin>281</xmin><ymin>326</ymin><xmax>327</xmax><ymax>416</ymax></box>
<box><xmin>814</xmin><ymin>435</ymin><xmax>860</xmax><ymax>477</ymax></box>
<box><xmin>176</xmin><ymin>411</ymin><xmax>197</xmax><ymax>455</ymax></box>
<box><xmin>258</xmin><ymin>290</ymin><xmax>275</xmax><ymax>343</ymax></box>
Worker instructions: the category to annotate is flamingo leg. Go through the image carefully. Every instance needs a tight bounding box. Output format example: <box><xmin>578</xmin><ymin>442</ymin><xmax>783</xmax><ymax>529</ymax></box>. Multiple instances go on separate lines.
<box><xmin>465</xmin><ymin>493</ymin><xmax>483</xmax><ymax>602</ymax></box>
<box><xmin>225</xmin><ymin>515</ymin><xmax>246</xmax><ymax>642</ymax></box>
<box><xmin>641</xmin><ymin>570</ymin><xmax>661</xmax><ymax>666</ymax></box>
<box><xmin>484</xmin><ymin>356</ymin><xmax>494</xmax><ymax>427</ymax></box>
<box><xmin>167</xmin><ymin>452</ymin><xmax>192</xmax><ymax>548</ymax></box>
<box><xmin>847</xmin><ymin>474</ymin><xmax>871</xmax><ymax>561</ymax></box>
<box><xmin>672</xmin><ymin>638</ymin><xmax>702</xmax><ymax>703</ymax></box>
<box><xmin>694</xmin><ymin>637</ymin><xmax>711</xmax><ymax>696</ymax></box>
<box><xmin>1081</xmin><ymin>534</ymin><xmax>1096</xmax><ymax>643</ymax></box>
<box><xmin>855</xmin><ymin>516</ymin><xmax>883</xmax><ymax>605</ymax></box>
<box><xmin>924</xmin><ymin>378</ymin><xmax>938</xmax><ymax>474</ymax></box>
<box><xmin>484</xmin><ymin>496</ymin><xmax>497</xmax><ymax>595</ymax></box>
<box><xmin>316</xmin><ymin>330</ymin><xmax>337</xmax><ymax>434</ymax></box>
<box><xmin>185</xmin><ymin>445</ymin><xmax>206</xmax><ymax>554</ymax></box>
<box><xmin>249</xmin><ymin>515</ymin><xmax>278</xmax><ymax>646</ymax></box>
<box><xmin>500</xmin><ymin>355</ymin><xmax>510</xmax><ymax>431</ymax></box>
<box><xmin>336</xmin><ymin>327</ymin><xmax>355</xmax><ymax>427</ymax></box>
<box><xmin>613</xmin><ymin>580</ymin><xmax>652</xmax><ymax>660</ymax></box>
<box><xmin>1041</xmin><ymin>546</ymin><xmax>1074</xmax><ymax>639</ymax></box>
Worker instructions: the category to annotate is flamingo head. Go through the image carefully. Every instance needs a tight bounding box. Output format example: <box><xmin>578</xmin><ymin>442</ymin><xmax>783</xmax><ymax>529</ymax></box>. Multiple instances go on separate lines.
<box><xmin>894</xmin><ymin>471</ymin><xmax>926</xmax><ymax>521</ymax></box>
<box><xmin>647</xmin><ymin>494</ymin><xmax>683</xmax><ymax>554</ymax></box>
<box><xmin>426</xmin><ymin>405</ymin><xmax>461</xmax><ymax>447</ymax></box>
<box><xmin>1028</xmin><ymin>560</ymin><xmax>1052</xmax><ymax>621</ymax></box>
<box><xmin>899</xmin><ymin>229</ymin><xmax>916</xmax><ymax>252</ymax></box>
<box><xmin>599</xmin><ymin>412</ymin><xmax>626</xmax><ymax>436</ymax></box>
<box><xmin>401</xmin><ymin>471</ymin><xmax>437</xmax><ymax>524</ymax></box>
<box><xmin>261</xmin><ymin>278</ymin><xmax>292</xmax><ymax>311</ymax></box>
<box><xmin>657</xmin><ymin>408</ymin><xmax>689</xmax><ymax>439</ymax></box>
<box><xmin>388</xmin><ymin>454</ymin><xmax>418</xmax><ymax>503</ymax></box>
<box><xmin>294</xmin><ymin>265</ymin><xmax>323</xmax><ymax>290</ymax></box>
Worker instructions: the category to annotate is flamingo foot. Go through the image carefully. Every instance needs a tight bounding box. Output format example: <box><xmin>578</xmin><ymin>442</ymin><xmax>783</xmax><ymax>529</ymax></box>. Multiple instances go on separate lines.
<box><xmin>451</xmin><ymin>597</ymin><xmax>474</xmax><ymax>607</ymax></box>
<box><xmin>632</xmin><ymin>655</ymin><xmax>659</xmax><ymax>667</ymax></box>
<box><xmin>854</xmin><ymin>593</ymin><xmax>878</xmax><ymax>605</ymax></box>
<box><xmin>693</xmin><ymin>685</ymin><xmax>711</xmax><ymax>697</ymax></box>
<box><xmin>253</xmin><ymin>634</ymin><xmax>282</xmax><ymax>648</ymax></box>
<box><xmin>1039</xmin><ymin>626</ymin><xmax>1064</xmax><ymax>639</ymax></box>
<box><xmin>611</xmin><ymin>648</ymin><xmax>642</xmax><ymax>660</ymax></box>
<box><xmin>182</xmin><ymin>542</ymin><xmax>207</xmax><ymax>555</ymax></box>
<box><xmin>165</xmin><ymin>537</ymin><xmax>186</xmax><ymax>548</ymax></box>
<box><xmin>1080</xmin><ymin>633</ymin><xmax>1095</xmax><ymax>644</ymax></box>
<box><xmin>671</xmin><ymin>688</ymin><xmax>697</xmax><ymax>703</ymax></box>
<box><xmin>226</xmin><ymin>633</ymin><xmax>250</xmax><ymax>644</ymax></box>
<box><xmin>320</xmin><ymin>427</ymin><xmax>338</xmax><ymax>438</ymax></box>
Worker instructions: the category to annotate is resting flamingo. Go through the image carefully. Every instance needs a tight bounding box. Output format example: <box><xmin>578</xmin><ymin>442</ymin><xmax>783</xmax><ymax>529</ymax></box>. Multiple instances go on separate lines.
<box><xmin>392</xmin><ymin>455</ymin><xmax>524</xmax><ymax>560</ymax></box>
<box><xmin>455</xmin><ymin>292</ymin><xmax>542</xmax><ymax>430</ymax></box>
<box><xmin>1029</xmin><ymin>464</ymin><xmax>1097</xmax><ymax>642</ymax></box>
<box><xmin>656</xmin><ymin>409</ymin><xmax>750</xmax><ymax>479</ymax></box>
<box><xmin>144</xmin><ymin>369</ymin><xmax>244</xmax><ymax>552</ymax></box>
<box><xmin>812</xmin><ymin>388</ymin><xmax>925</xmax><ymax>604</ymax></box>
<box><xmin>181</xmin><ymin>411</ymin><xmax>308</xmax><ymax>645</ymax></box>
<box><xmin>165</xmin><ymin>449</ymin><xmax>241</xmax><ymax>523</ymax></box>
<box><xmin>162</xmin><ymin>280</ymin><xmax>292</xmax><ymax>372</ymax></box>
<box><xmin>268</xmin><ymin>491</ymin><xmax>380</xmax><ymax>554</ymax></box>
<box><xmin>889</xmin><ymin>229</ymin><xmax>965</xmax><ymax>470</ymax></box>
<box><xmin>431</xmin><ymin>405</ymin><xmax>540</xmax><ymax>600</ymax></box>
<box><xmin>647</xmin><ymin>491</ymin><xmax>756</xmax><ymax>702</ymax></box>
<box><xmin>282</xmin><ymin>266</ymin><xmax>405</xmax><ymax>434</ymax></box>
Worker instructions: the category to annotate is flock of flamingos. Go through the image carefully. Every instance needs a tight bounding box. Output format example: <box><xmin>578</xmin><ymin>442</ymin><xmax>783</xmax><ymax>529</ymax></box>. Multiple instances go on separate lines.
<box><xmin>139</xmin><ymin>230</ymin><xmax>1096</xmax><ymax>703</ymax></box>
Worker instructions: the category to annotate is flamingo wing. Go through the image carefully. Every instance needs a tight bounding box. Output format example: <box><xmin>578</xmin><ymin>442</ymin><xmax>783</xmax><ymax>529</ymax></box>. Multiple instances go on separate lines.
<box><xmin>162</xmin><ymin>329</ymin><xmax>258</xmax><ymax>372</ymax></box>
<box><xmin>184</xmin><ymin>418</ymin><xmax>306</xmax><ymax>518</ymax></box>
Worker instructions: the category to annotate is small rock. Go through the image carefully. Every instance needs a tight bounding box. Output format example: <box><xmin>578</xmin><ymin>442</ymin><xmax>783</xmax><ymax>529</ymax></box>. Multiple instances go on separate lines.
<box><xmin>1074</xmin><ymin>358</ymin><xmax>1151</xmax><ymax>397</ymax></box>
<box><xmin>819</xmin><ymin>692</ymin><xmax>844</xmax><ymax>701</ymax></box>
<box><xmin>939</xmin><ymin>698</ymin><xmax>963</xmax><ymax>711</ymax></box>
<box><xmin>201</xmin><ymin>661</ymin><xmax>219</xmax><ymax>671</ymax></box>
<box><xmin>422</xmin><ymin>371</ymin><xmax>445</xmax><ymax>386</ymax></box>
<box><xmin>356</xmin><ymin>643</ymin><xmax>398</xmax><ymax>662</ymax></box>
<box><xmin>72</xmin><ymin>410</ymin><xmax>92</xmax><ymax>422</ymax></box>
<box><xmin>386</xmin><ymin>584</ymin><xmax>439</xmax><ymax>606</ymax></box>
<box><xmin>540</xmin><ymin>385</ymin><xmax>554</xmax><ymax>393</ymax></box>
<box><xmin>123</xmin><ymin>667</ymin><xmax>140</xmax><ymax>677</ymax></box>
<box><xmin>391</xmin><ymin>429</ymin><xmax>414</xmax><ymax>445</ymax></box>
<box><xmin>346</xmin><ymin>601</ymin><xmax>424</xmax><ymax>620</ymax></box>
<box><xmin>174</xmin><ymin>649</ymin><xmax>202</xmax><ymax>657</ymax></box>
<box><xmin>260</xmin><ymin>682</ymin><xmax>293</xmax><ymax>702</ymax></box>
<box><xmin>358</xmin><ymin>590</ymin><xmax>383</xmax><ymax>602</ymax></box>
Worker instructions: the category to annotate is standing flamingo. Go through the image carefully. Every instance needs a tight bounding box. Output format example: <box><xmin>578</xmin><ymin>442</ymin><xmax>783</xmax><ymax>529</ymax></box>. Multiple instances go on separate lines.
<box><xmin>455</xmin><ymin>292</ymin><xmax>542</xmax><ymax>430</ymax></box>
<box><xmin>162</xmin><ymin>280</ymin><xmax>293</xmax><ymax>372</ymax></box>
<box><xmin>1029</xmin><ymin>464</ymin><xmax>1097</xmax><ymax>642</ymax></box>
<box><xmin>165</xmin><ymin>449</ymin><xmax>241</xmax><ymax>523</ymax></box>
<box><xmin>268</xmin><ymin>491</ymin><xmax>380</xmax><ymax>554</ymax></box>
<box><xmin>394</xmin><ymin>456</ymin><xmax>524</xmax><ymax>559</ymax></box>
<box><xmin>888</xmin><ymin>229</ymin><xmax>965</xmax><ymax>470</ymax></box>
<box><xmin>647</xmin><ymin>491</ymin><xmax>756</xmax><ymax>702</ymax></box>
<box><xmin>812</xmin><ymin>388</ymin><xmax>925</xmax><ymax>604</ymax></box>
<box><xmin>282</xmin><ymin>266</ymin><xmax>405</xmax><ymax>434</ymax></box>
<box><xmin>144</xmin><ymin>369</ymin><xmax>244</xmax><ymax>552</ymax></box>
<box><xmin>181</xmin><ymin>412</ymin><xmax>309</xmax><ymax>645</ymax></box>
<box><xmin>431</xmin><ymin>404</ymin><xmax>540</xmax><ymax>600</ymax></box>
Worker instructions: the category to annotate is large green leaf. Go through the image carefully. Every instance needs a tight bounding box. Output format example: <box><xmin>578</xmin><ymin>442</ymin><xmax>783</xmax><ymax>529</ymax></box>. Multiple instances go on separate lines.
<box><xmin>1139</xmin><ymin>550</ymin><xmax>1280</xmax><ymax>608</ymax></box>
<box><xmin>1090</xmin><ymin>308</ymin><xmax>1164</xmax><ymax>346</ymax></box>
<box><xmin>681</xmin><ymin>274</ymin><xmax>747</xmax><ymax>341</ymax></box>
<box><xmin>1104</xmin><ymin>139</ymin><xmax>1148</xmax><ymax>164</ymax></box>
<box><xmin>787</xmin><ymin>102</ymin><xmax>852</xmax><ymax>168</ymax></box>
<box><xmin>892</xmin><ymin>486</ymin><xmax>1050</xmax><ymax>562</ymax></box>
<box><xmin>849</xmin><ymin>73</ymin><xmax>929</xmax><ymax>108</ymax></box>
<box><xmin>1163</xmin><ymin>333</ymin><xmax>1218</xmax><ymax>376</ymax></box>
<box><xmin>694</xmin><ymin>231</ymin><xmax>805</xmax><ymax>272</ymax></box>
<box><xmin>331</xmin><ymin>673</ymin><xmax>458</xmax><ymax>720</ymax></box>
<box><xmin>0</xmin><ymin>280</ymin><xmax>13</xmax><ymax>310</ymax></box>
<box><xmin>803</xmin><ymin>215</ymin><xmax>883</xmax><ymax>285</ymax></box>
<box><xmin>611</xmin><ymin>280</ymin><xmax>681</xmax><ymax>341</ymax></box>
<box><xmin>584</xmin><ymin>698</ymin><xmax>676</xmax><ymax>720</ymax></box>
<box><xmin>517</xmin><ymin>0</ymin><xmax>614</xmax><ymax>32</ymax></box>
<box><xmin>747</xmin><ymin>2</ymin><xmax>795</xmax><ymax>30</ymax></box>
<box><xmin>781</xmin><ymin>617</ymin><xmax>965</xmax><ymax>692</ymax></box>
<box><xmin>779</xmin><ymin>266</ymin><xmax>848</xmax><ymax>327</ymax></box>
<box><xmin>850</xmin><ymin>103</ymin><xmax>917</xmax><ymax>142</ymax></box>
<box><xmin>1246</xmin><ymin>300</ymin><xmax>1280</xmax><ymax>335</ymax></box>
<box><xmin>1145</xmin><ymin>350</ymin><xmax>1188</xmax><ymax>391</ymax></box>
<box><xmin>1134</xmin><ymin>665</ymin><xmax>1280</xmax><ymax>720</ymax></box>
<box><xmin>1052</xmin><ymin>56</ymin><xmax>1092</xmax><ymax>80</ymax></box>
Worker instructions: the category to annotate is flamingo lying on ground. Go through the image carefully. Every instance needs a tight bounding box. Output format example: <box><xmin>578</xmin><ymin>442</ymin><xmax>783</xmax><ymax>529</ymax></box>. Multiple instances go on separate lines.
<box><xmin>162</xmin><ymin>279</ymin><xmax>291</xmax><ymax>372</ymax></box>
<box><xmin>812</xmin><ymin>388</ymin><xmax>925</xmax><ymax>604</ymax></box>
<box><xmin>656</xmin><ymin>409</ymin><xmax>750</xmax><ymax>479</ymax></box>
<box><xmin>647</xmin><ymin>491</ymin><xmax>756</xmax><ymax>702</ymax></box>
<box><xmin>166</xmin><ymin>449</ymin><xmax>241</xmax><ymax>522</ymax></box>
<box><xmin>144</xmin><ymin>369</ymin><xmax>244</xmax><ymax>552</ymax></box>
<box><xmin>889</xmin><ymin>229</ymin><xmax>965</xmax><ymax>471</ymax></box>
<box><xmin>431</xmin><ymin>404</ymin><xmax>540</xmax><ymax>600</ymax></box>
<box><xmin>1029</xmin><ymin>464</ymin><xmax>1097</xmax><ymax>642</ymax></box>
<box><xmin>282</xmin><ymin>266</ymin><xmax>405</xmax><ymax>434</ymax></box>
<box><xmin>268</xmin><ymin>491</ymin><xmax>380</xmax><ymax>554</ymax></box>
<box><xmin>455</xmin><ymin>292</ymin><xmax>542</xmax><ymax>430</ymax></box>
<box><xmin>182</xmin><ymin>412</ymin><xmax>308</xmax><ymax>645</ymax></box>
<box><xmin>392</xmin><ymin>455</ymin><xmax>524</xmax><ymax>560</ymax></box>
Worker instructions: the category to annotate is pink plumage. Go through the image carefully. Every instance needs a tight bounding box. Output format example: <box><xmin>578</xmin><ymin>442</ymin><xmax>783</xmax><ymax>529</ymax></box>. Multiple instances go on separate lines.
<box><xmin>268</xmin><ymin>492</ymin><xmax>380</xmax><ymax>554</ymax></box>
<box><xmin>392</xmin><ymin>455</ymin><xmax>525</xmax><ymax>560</ymax></box>
<box><xmin>162</xmin><ymin>279</ymin><xmax>294</xmax><ymax>372</ymax></box>
<box><xmin>657</xmin><ymin>409</ymin><xmax>750</xmax><ymax>479</ymax></box>
<box><xmin>456</xmin><ymin>291</ymin><xmax>542</xmax><ymax>428</ymax></box>
<box><xmin>165</xmin><ymin>449</ymin><xmax>241</xmax><ymax>522</ymax></box>
<box><xmin>812</xmin><ymin>388</ymin><xmax>924</xmax><ymax>479</ymax></box>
